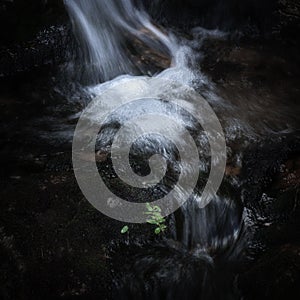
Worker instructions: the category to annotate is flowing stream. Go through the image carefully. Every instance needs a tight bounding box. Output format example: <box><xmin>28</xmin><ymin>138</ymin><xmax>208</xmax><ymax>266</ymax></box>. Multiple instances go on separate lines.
<box><xmin>64</xmin><ymin>0</ymin><xmax>299</xmax><ymax>299</ymax></box>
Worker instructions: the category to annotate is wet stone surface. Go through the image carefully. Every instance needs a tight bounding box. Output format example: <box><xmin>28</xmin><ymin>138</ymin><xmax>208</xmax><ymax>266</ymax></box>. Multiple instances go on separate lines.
<box><xmin>0</xmin><ymin>1</ymin><xmax>300</xmax><ymax>299</ymax></box>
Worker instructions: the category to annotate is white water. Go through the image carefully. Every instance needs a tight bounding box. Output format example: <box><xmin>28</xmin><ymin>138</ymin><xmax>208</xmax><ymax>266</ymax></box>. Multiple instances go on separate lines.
<box><xmin>65</xmin><ymin>0</ymin><xmax>298</xmax><ymax>258</ymax></box>
<box><xmin>65</xmin><ymin>0</ymin><xmax>243</xmax><ymax>253</ymax></box>
<box><xmin>64</xmin><ymin>0</ymin><xmax>178</xmax><ymax>82</ymax></box>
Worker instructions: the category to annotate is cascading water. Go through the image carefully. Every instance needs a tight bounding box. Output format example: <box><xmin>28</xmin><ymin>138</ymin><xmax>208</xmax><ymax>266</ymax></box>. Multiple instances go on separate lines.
<box><xmin>64</xmin><ymin>0</ymin><xmax>298</xmax><ymax>299</ymax></box>
<box><xmin>65</xmin><ymin>0</ymin><xmax>245</xmax><ymax>298</ymax></box>
<box><xmin>64</xmin><ymin>0</ymin><xmax>177</xmax><ymax>82</ymax></box>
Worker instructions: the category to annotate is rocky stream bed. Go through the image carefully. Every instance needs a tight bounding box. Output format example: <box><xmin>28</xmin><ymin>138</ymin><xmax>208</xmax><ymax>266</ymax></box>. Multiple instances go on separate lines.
<box><xmin>0</xmin><ymin>1</ymin><xmax>299</xmax><ymax>299</ymax></box>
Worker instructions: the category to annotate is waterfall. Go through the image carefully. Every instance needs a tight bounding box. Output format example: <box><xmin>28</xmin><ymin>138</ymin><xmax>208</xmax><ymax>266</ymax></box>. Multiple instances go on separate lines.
<box><xmin>64</xmin><ymin>0</ymin><xmax>178</xmax><ymax>83</ymax></box>
<box><xmin>66</xmin><ymin>2</ymin><xmax>245</xmax><ymax>298</ymax></box>
<box><xmin>66</xmin><ymin>0</ymin><xmax>242</xmax><ymax>254</ymax></box>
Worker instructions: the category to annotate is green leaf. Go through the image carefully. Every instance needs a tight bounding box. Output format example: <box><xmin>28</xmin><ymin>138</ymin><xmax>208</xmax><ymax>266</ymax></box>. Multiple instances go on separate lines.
<box><xmin>154</xmin><ymin>227</ymin><xmax>161</xmax><ymax>234</ymax></box>
<box><xmin>152</xmin><ymin>206</ymin><xmax>162</xmax><ymax>212</ymax></box>
<box><xmin>160</xmin><ymin>225</ymin><xmax>167</xmax><ymax>231</ymax></box>
<box><xmin>147</xmin><ymin>219</ymin><xmax>158</xmax><ymax>225</ymax></box>
<box><xmin>121</xmin><ymin>226</ymin><xmax>129</xmax><ymax>234</ymax></box>
<box><xmin>157</xmin><ymin>218</ymin><xmax>165</xmax><ymax>223</ymax></box>
<box><xmin>144</xmin><ymin>203</ymin><xmax>167</xmax><ymax>233</ymax></box>
<box><xmin>151</xmin><ymin>212</ymin><xmax>163</xmax><ymax>218</ymax></box>
<box><xmin>146</xmin><ymin>202</ymin><xmax>153</xmax><ymax>211</ymax></box>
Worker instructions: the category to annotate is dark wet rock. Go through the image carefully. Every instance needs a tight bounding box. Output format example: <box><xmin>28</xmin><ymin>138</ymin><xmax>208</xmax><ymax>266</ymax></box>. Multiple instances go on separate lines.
<box><xmin>0</xmin><ymin>0</ymin><xmax>70</xmax><ymax>78</ymax></box>
<box><xmin>146</xmin><ymin>0</ymin><xmax>278</xmax><ymax>33</ymax></box>
<box><xmin>239</xmin><ymin>136</ymin><xmax>299</xmax><ymax>237</ymax></box>
<box><xmin>0</xmin><ymin>1</ymin><xmax>299</xmax><ymax>299</ymax></box>
<box><xmin>234</xmin><ymin>137</ymin><xmax>300</xmax><ymax>298</ymax></box>
<box><xmin>0</xmin><ymin>228</ymin><xmax>25</xmax><ymax>300</ymax></box>
<box><xmin>0</xmin><ymin>25</ymin><xmax>72</xmax><ymax>77</ymax></box>
<box><xmin>0</xmin><ymin>0</ymin><xmax>66</xmax><ymax>44</ymax></box>
<box><xmin>112</xmin><ymin>243</ymin><xmax>217</xmax><ymax>300</ymax></box>
<box><xmin>238</xmin><ymin>244</ymin><xmax>300</xmax><ymax>300</ymax></box>
<box><xmin>0</xmin><ymin>161</ymin><xmax>113</xmax><ymax>299</ymax></box>
<box><xmin>276</xmin><ymin>0</ymin><xmax>300</xmax><ymax>44</ymax></box>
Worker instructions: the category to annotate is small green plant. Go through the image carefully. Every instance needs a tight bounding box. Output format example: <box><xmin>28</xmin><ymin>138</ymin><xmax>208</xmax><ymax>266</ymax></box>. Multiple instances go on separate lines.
<box><xmin>144</xmin><ymin>202</ymin><xmax>167</xmax><ymax>234</ymax></box>
<box><xmin>121</xmin><ymin>225</ymin><xmax>129</xmax><ymax>234</ymax></box>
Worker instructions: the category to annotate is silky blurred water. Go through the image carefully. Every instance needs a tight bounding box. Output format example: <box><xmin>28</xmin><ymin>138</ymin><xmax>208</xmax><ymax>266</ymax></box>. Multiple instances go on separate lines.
<box><xmin>63</xmin><ymin>1</ymin><xmax>298</xmax><ymax>299</ymax></box>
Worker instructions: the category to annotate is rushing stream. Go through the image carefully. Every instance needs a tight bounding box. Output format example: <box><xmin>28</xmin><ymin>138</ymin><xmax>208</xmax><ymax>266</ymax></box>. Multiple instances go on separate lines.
<box><xmin>62</xmin><ymin>0</ymin><xmax>299</xmax><ymax>299</ymax></box>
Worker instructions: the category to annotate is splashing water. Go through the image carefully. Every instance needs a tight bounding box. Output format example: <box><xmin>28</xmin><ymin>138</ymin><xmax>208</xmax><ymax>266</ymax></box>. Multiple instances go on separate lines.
<box><xmin>64</xmin><ymin>0</ymin><xmax>178</xmax><ymax>82</ymax></box>
<box><xmin>63</xmin><ymin>0</ymin><xmax>298</xmax><ymax>299</ymax></box>
<box><xmin>66</xmin><ymin>0</ymin><xmax>241</xmax><ymax>258</ymax></box>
